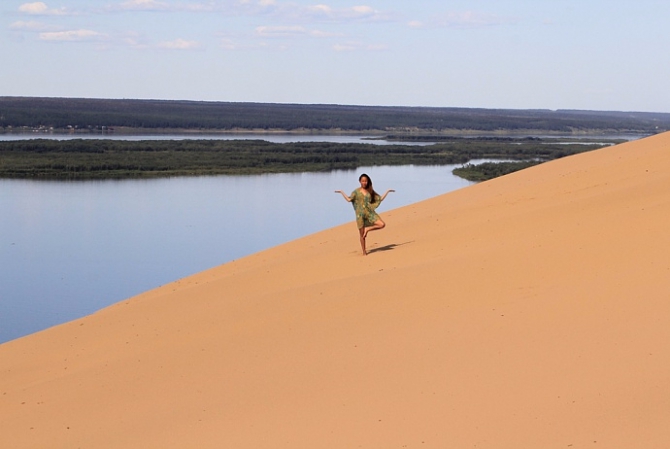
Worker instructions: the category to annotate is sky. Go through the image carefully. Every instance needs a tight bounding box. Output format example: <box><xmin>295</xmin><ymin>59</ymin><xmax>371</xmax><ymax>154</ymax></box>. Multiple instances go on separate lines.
<box><xmin>2</xmin><ymin>0</ymin><xmax>669</xmax><ymax>112</ymax></box>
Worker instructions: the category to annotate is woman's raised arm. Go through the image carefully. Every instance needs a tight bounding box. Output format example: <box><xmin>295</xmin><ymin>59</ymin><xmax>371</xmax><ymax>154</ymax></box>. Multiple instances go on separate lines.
<box><xmin>380</xmin><ymin>189</ymin><xmax>395</xmax><ymax>201</ymax></box>
<box><xmin>335</xmin><ymin>190</ymin><xmax>353</xmax><ymax>202</ymax></box>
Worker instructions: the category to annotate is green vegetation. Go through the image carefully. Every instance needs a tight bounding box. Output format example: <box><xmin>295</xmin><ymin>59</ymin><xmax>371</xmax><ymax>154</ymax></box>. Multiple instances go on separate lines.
<box><xmin>453</xmin><ymin>161</ymin><xmax>543</xmax><ymax>182</ymax></box>
<box><xmin>1</xmin><ymin>97</ymin><xmax>669</xmax><ymax>134</ymax></box>
<box><xmin>0</xmin><ymin>137</ymin><xmax>615</xmax><ymax>180</ymax></box>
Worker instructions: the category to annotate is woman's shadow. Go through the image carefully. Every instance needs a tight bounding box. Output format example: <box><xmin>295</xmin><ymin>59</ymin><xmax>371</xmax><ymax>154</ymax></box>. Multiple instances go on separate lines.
<box><xmin>367</xmin><ymin>241</ymin><xmax>414</xmax><ymax>254</ymax></box>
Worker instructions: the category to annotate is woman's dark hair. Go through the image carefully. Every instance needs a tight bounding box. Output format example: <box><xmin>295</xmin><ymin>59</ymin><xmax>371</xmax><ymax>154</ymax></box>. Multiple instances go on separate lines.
<box><xmin>359</xmin><ymin>173</ymin><xmax>380</xmax><ymax>203</ymax></box>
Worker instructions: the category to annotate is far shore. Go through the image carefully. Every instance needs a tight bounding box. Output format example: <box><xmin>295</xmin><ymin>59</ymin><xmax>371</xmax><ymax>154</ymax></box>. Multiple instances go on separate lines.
<box><xmin>0</xmin><ymin>126</ymin><xmax>653</xmax><ymax>139</ymax></box>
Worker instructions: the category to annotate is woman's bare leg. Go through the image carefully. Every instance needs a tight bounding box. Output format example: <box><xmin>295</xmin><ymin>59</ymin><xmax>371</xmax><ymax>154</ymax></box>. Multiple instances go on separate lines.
<box><xmin>358</xmin><ymin>227</ymin><xmax>367</xmax><ymax>255</ymax></box>
<box><xmin>363</xmin><ymin>219</ymin><xmax>385</xmax><ymax>239</ymax></box>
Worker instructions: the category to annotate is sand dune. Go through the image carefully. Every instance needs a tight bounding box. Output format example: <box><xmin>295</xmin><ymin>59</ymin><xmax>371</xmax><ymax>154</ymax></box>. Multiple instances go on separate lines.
<box><xmin>2</xmin><ymin>132</ymin><xmax>670</xmax><ymax>448</ymax></box>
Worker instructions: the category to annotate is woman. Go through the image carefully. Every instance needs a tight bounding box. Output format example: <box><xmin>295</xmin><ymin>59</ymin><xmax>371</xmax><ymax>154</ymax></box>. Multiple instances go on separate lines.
<box><xmin>335</xmin><ymin>173</ymin><xmax>394</xmax><ymax>256</ymax></box>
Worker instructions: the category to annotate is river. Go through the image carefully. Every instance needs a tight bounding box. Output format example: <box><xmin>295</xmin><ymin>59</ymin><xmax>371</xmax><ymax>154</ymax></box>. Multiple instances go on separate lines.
<box><xmin>0</xmin><ymin>133</ymin><xmax>433</xmax><ymax>145</ymax></box>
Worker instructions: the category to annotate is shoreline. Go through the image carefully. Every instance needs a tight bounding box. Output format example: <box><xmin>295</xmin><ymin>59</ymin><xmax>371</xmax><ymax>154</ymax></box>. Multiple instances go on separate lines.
<box><xmin>0</xmin><ymin>126</ymin><xmax>653</xmax><ymax>139</ymax></box>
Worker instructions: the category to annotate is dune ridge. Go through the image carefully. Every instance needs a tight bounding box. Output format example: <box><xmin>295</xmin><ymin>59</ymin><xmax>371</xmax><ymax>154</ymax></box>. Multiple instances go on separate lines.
<box><xmin>2</xmin><ymin>132</ymin><xmax>670</xmax><ymax>448</ymax></box>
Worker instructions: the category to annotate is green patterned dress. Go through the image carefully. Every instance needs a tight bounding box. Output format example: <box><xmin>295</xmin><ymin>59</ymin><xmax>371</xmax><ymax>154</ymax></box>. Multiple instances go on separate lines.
<box><xmin>349</xmin><ymin>188</ymin><xmax>383</xmax><ymax>229</ymax></box>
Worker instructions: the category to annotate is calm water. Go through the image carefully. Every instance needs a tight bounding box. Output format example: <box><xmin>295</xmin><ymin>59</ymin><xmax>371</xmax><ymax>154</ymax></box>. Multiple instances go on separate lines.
<box><xmin>0</xmin><ymin>133</ymin><xmax>433</xmax><ymax>145</ymax></box>
<box><xmin>0</xmin><ymin>164</ymin><xmax>476</xmax><ymax>343</ymax></box>
<box><xmin>0</xmin><ymin>132</ymin><xmax>646</xmax><ymax>144</ymax></box>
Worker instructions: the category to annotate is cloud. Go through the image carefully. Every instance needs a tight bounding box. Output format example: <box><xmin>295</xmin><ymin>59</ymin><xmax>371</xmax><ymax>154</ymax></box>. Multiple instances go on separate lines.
<box><xmin>19</xmin><ymin>2</ymin><xmax>48</xmax><ymax>14</ymax></box>
<box><xmin>234</xmin><ymin>2</ymin><xmax>393</xmax><ymax>23</ymax></box>
<box><xmin>119</xmin><ymin>0</ymin><xmax>169</xmax><ymax>11</ymax></box>
<box><xmin>366</xmin><ymin>43</ymin><xmax>388</xmax><ymax>51</ymax></box>
<box><xmin>10</xmin><ymin>20</ymin><xmax>56</xmax><ymax>31</ymax></box>
<box><xmin>256</xmin><ymin>25</ymin><xmax>306</xmax><ymax>37</ymax></box>
<box><xmin>39</xmin><ymin>29</ymin><xmax>106</xmax><ymax>41</ymax></box>
<box><xmin>180</xmin><ymin>2</ymin><xmax>217</xmax><ymax>12</ymax></box>
<box><xmin>18</xmin><ymin>2</ymin><xmax>67</xmax><ymax>15</ymax></box>
<box><xmin>332</xmin><ymin>41</ymin><xmax>388</xmax><ymax>52</ymax></box>
<box><xmin>332</xmin><ymin>43</ymin><xmax>354</xmax><ymax>52</ymax></box>
<box><xmin>218</xmin><ymin>37</ymin><xmax>274</xmax><ymax>51</ymax></box>
<box><xmin>157</xmin><ymin>38</ymin><xmax>201</xmax><ymax>49</ymax></box>
<box><xmin>110</xmin><ymin>0</ymin><xmax>217</xmax><ymax>12</ymax></box>
<box><xmin>255</xmin><ymin>25</ymin><xmax>338</xmax><ymax>38</ymax></box>
<box><xmin>237</xmin><ymin>0</ymin><xmax>277</xmax><ymax>7</ymax></box>
<box><xmin>219</xmin><ymin>38</ymin><xmax>239</xmax><ymax>50</ymax></box>
<box><xmin>301</xmin><ymin>4</ymin><xmax>390</xmax><ymax>22</ymax></box>
<box><xmin>442</xmin><ymin>11</ymin><xmax>510</xmax><ymax>27</ymax></box>
<box><xmin>119</xmin><ymin>31</ymin><xmax>151</xmax><ymax>48</ymax></box>
<box><xmin>101</xmin><ymin>1</ymin><xmax>392</xmax><ymax>23</ymax></box>
<box><xmin>411</xmin><ymin>10</ymin><xmax>516</xmax><ymax>29</ymax></box>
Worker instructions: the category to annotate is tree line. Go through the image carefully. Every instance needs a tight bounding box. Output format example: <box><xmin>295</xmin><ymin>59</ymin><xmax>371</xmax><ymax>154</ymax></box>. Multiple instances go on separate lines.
<box><xmin>1</xmin><ymin>97</ymin><xmax>669</xmax><ymax>134</ymax></box>
<box><xmin>0</xmin><ymin>137</ymin><xmax>614</xmax><ymax>180</ymax></box>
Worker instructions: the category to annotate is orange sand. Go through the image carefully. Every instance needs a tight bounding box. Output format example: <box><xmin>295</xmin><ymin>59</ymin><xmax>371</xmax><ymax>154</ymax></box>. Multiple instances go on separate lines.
<box><xmin>2</xmin><ymin>132</ymin><xmax>670</xmax><ymax>448</ymax></box>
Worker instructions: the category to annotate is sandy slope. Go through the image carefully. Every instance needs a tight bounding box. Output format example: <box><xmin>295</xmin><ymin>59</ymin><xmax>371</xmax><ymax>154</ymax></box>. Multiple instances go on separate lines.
<box><xmin>1</xmin><ymin>132</ymin><xmax>669</xmax><ymax>448</ymax></box>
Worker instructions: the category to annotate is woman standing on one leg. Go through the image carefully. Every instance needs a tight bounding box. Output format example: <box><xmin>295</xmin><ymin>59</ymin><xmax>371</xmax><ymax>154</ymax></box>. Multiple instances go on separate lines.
<box><xmin>335</xmin><ymin>173</ymin><xmax>394</xmax><ymax>256</ymax></box>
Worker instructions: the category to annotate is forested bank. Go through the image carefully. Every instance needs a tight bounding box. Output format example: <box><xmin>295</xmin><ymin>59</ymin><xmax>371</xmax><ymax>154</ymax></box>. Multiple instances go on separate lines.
<box><xmin>2</xmin><ymin>97</ymin><xmax>669</xmax><ymax>134</ymax></box>
<box><xmin>0</xmin><ymin>138</ymin><xmax>614</xmax><ymax>180</ymax></box>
